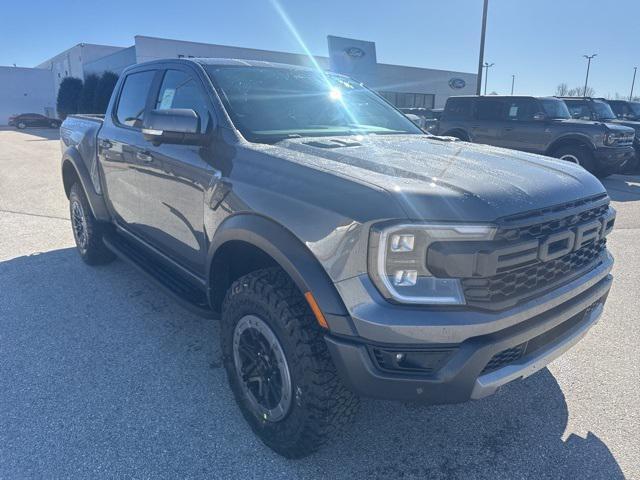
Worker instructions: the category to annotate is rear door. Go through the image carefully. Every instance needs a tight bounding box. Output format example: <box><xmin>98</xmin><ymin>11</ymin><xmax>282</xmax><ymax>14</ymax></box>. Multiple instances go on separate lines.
<box><xmin>500</xmin><ymin>98</ymin><xmax>551</xmax><ymax>153</ymax></box>
<box><xmin>132</xmin><ymin>65</ymin><xmax>219</xmax><ymax>276</ymax></box>
<box><xmin>472</xmin><ymin>98</ymin><xmax>507</xmax><ymax>146</ymax></box>
<box><xmin>98</xmin><ymin>68</ymin><xmax>159</xmax><ymax>229</ymax></box>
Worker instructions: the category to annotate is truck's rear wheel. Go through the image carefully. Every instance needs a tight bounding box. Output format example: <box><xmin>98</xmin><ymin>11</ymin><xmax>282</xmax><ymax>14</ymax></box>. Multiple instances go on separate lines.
<box><xmin>69</xmin><ymin>183</ymin><xmax>115</xmax><ymax>265</ymax></box>
<box><xmin>221</xmin><ymin>267</ymin><xmax>359</xmax><ymax>458</ymax></box>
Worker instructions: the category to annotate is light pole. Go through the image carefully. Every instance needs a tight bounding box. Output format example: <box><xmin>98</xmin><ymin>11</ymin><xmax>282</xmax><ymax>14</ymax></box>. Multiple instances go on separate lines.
<box><xmin>630</xmin><ymin>67</ymin><xmax>637</xmax><ymax>101</ymax></box>
<box><xmin>582</xmin><ymin>53</ymin><xmax>597</xmax><ymax>97</ymax></box>
<box><xmin>483</xmin><ymin>62</ymin><xmax>494</xmax><ymax>95</ymax></box>
<box><xmin>476</xmin><ymin>0</ymin><xmax>489</xmax><ymax>95</ymax></box>
<box><xmin>511</xmin><ymin>74</ymin><xmax>515</xmax><ymax>95</ymax></box>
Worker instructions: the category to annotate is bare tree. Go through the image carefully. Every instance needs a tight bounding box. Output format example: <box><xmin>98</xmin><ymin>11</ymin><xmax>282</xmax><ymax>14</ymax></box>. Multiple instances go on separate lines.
<box><xmin>555</xmin><ymin>83</ymin><xmax>595</xmax><ymax>97</ymax></box>
<box><xmin>565</xmin><ymin>86</ymin><xmax>595</xmax><ymax>97</ymax></box>
<box><xmin>555</xmin><ymin>83</ymin><xmax>569</xmax><ymax>96</ymax></box>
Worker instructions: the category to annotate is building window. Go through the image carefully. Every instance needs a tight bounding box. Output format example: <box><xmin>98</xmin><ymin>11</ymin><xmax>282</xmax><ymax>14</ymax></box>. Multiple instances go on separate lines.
<box><xmin>378</xmin><ymin>91</ymin><xmax>435</xmax><ymax>109</ymax></box>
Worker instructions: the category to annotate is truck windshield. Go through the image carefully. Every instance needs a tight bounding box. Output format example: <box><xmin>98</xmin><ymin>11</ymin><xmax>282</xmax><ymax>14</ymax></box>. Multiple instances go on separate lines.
<box><xmin>592</xmin><ymin>101</ymin><xmax>616</xmax><ymax>120</ymax></box>
<box><xmin>539</xmin><ymin>99</ymin><xmax>571</xmax><ymax>119</ymax></box>
<box><xmin>205</xmin><ymin>65</ymin><xmax>422</xmax><ymax>142</ymax></box>
<box><xmin>628</xmin><ymin>102</ymin><xmax>640</xmax><ymax>117</ymax></box>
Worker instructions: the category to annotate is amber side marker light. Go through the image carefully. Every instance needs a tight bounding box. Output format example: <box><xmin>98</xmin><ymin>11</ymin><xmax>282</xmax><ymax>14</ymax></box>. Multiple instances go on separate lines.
<box><xmin>304</xmin><ymin>292</ymin><xmax>329</xmax><ymax>329</ymax></box>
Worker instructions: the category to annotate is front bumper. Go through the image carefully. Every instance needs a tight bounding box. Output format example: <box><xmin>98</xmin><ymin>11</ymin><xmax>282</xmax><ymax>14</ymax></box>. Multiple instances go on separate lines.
<box><xmin>593</xmin><ymin>145</ymin><xmax>635</xmax><ymax>170</ymax></box>
<box><xmin>325</xmin><ymin>256</ymin><xmax>613</xmax><ymax>403</ymax></box>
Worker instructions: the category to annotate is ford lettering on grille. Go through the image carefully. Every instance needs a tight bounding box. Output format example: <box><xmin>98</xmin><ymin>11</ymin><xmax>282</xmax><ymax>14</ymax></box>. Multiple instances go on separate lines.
<box><xmin>480</xmin><ymin>208</ymin><xmax>615</xmax><ymax>277</ymax></box>
<box><xmin>426</xmin><ymin>207</ymin><xmax>615</xmax><ymax>280</ymax></box>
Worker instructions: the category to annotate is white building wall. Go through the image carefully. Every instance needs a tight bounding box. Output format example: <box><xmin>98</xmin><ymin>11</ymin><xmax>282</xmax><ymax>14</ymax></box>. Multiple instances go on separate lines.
<box><xmin>84</xmin><ymin>46</ymin><xmax>137</xmax><ymax>76</ymax></box>
<box><xmin>372</xmin><ymin>63</ymin><xmax>477</xmax><ymax>108</ymax></box>
<box><xmin>134</xmin><ymin>35</ymin><xmax>329</xmax><ymax>69</ymax></box>
<box><xmin>37</xmin><ymin>43</ymin><xmax>125</xmax><ymax>95</ymax></box>
<box><xmin>133</xmin><ymin>36</ymin><xmax>474</xmax><ymax>108</ymax></box>
<box><xmin>0</xmin><ymin>67</ymin><xmax>56</xmax><ymax>124</ymax></box>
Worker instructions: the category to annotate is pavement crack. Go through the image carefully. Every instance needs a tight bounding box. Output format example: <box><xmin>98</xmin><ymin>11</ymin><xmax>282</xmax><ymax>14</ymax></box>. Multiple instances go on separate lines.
<box><xmin>0</xmin><ymin>208</ymin><xmax>69</xmax><ymax>222</ymax></box>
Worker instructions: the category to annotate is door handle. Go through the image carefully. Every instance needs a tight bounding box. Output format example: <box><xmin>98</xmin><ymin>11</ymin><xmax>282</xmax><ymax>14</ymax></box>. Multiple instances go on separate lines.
<box><xmin>504</xmin><ymin>127</ymin><xmax>514</xmax><ymax>132</ymax></box>
<box><xmin>136</xmin><ymin>151</ymin><xmax>153</xmax><ymax>163</ymax></box>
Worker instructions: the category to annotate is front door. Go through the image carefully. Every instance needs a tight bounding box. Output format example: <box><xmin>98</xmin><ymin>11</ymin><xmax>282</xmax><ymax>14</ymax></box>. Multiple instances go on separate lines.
<box><xmin>133</xmin><ymin>66</ymin><xmax>221</xmax><ymax>277</ymax></box>
<box><xmin>99</xmin><ymin>69</ymin><xmax>158</xmax><ymax>229</ymax></box>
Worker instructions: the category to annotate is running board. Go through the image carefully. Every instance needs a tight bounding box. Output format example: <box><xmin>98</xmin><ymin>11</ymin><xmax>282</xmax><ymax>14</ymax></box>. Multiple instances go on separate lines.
<box><xmin>103</xmin><ymin>234</ymin><xmax>215</xmax><ymax>319</ymax></box>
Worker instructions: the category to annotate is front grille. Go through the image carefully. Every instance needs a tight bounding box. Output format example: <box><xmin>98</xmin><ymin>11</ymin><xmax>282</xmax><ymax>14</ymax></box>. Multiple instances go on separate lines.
<box><xmin>463</xmin><ymin>239</ymin><xmax>606</xmax><ymax>306</ymax></box>
<box><xmin>459</xmin><ymin>197</ymin><xmax>611</xmax><ymax>308</ymax></box>
<box><xmin>495</xmin><ymin>202</ymin><xmax>609</xmax><ymax>243</ymax></box>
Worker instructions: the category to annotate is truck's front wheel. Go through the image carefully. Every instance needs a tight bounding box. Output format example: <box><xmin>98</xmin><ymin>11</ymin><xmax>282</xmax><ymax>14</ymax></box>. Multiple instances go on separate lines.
<box><xmin>221</xmin><ymin>267</ymin><xmax>359</xmax><ymax>458</ymax></box>
<box><xmin>69</xmin><ymin>183</ymin><xmax>115</xmax><ymax>265</ymax></box>
<box><xmin>553</xmin><ymin>145</ymin><xmax>597</xmax><ymax>174</ymax></box>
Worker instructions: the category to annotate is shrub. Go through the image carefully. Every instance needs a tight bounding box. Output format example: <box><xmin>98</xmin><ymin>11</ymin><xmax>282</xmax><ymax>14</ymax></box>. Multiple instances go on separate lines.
<box><xmin>56</xmin><ymin>77</ymin><xmax>83</xmax><ymax>119</ymax></box>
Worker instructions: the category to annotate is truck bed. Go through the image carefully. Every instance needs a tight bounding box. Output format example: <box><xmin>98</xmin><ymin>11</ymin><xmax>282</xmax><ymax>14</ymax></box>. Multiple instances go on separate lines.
<box><xmin>60</xmin><ymin>114</ymin><xmax>104</xmax><ymax>195</ymax></box>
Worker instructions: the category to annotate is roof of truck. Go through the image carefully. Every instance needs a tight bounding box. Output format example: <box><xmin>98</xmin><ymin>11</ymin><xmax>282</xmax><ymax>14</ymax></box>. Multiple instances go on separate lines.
<box><xmin>130</xmin><ymin>57</ymin><xmax>317</xmax><ymax>71</ymax></box>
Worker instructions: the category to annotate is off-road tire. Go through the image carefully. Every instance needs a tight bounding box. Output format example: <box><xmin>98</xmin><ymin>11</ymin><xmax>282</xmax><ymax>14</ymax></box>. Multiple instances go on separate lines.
<box><xmin>221</xmin><ymin>267</ymin><xmax>359</xmax><ymax>458</ymax></box>
<box><xmin>553</xmin><ymin>145</ymin><xmax>598</xmax><ymax>175</ymax></box>
<box><xmin>69</xmin><ymin>182</ymin><xmax>115</xmax><ymax>265</ymax></box>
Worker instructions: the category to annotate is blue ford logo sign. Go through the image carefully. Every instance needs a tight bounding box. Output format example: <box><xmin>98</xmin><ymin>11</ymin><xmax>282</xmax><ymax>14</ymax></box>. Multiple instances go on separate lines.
<box><xmin>344</xmin><ymin>47</ymin><xmax>366</xmax><ymax>58</ymax></box>
<box><xmin>449</xmin><ymin>78</ymin><xmax>466</xmax><ymax>90</ymax></box>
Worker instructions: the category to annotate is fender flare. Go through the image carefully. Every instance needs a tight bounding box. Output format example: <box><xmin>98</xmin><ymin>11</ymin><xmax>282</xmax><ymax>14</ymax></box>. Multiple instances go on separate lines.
<box><xmin>545</xmin><ymin>134</ymin><xmax>597</xmax><ymax>156</ymax></box>
<box><xmin>61</xmin><ymin>147</ymin><xmax>111</xmax><ymax>222</ymax></box>
<box><xmin>207</xmin><ymin>214</ymin><xmax>349</xmax><ymax>317</ymax></box>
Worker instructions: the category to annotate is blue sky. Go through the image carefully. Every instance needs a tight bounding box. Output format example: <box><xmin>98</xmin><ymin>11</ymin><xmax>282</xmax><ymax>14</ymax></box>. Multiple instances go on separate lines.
<box><xmin>2</xmin><ymin>0</ymin><xmax>639</xmax><ymax>97</ymax></box>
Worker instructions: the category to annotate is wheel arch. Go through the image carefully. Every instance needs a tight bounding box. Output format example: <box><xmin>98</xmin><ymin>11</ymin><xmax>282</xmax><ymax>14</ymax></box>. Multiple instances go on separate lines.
<box><xmin>545</xmin><ymin>134</ymin><xmax>596</xmax><ymax>156</ymax></box>
<box><xmin>61</xmin><ymin>147</ymin><xmax>111</xmax><ymax>222</ymax></box>
<box><xmin>207</xmin><ymin>214</ymin><xmax>349</xmax><ymax>320</ymax></box>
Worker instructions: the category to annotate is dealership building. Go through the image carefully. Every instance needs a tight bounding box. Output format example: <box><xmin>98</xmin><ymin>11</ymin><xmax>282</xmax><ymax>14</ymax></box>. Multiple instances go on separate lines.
<box><xmin>0</xmin><ymin>35</ymin><xmax>477</xmax><ymax>125</ymax></box>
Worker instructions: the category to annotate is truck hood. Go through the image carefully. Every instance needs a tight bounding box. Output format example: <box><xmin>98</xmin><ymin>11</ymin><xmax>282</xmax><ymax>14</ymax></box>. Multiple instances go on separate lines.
<box><xmin>550</xmin><ymin>118</ymin><xmax>634</xmax><ymax>133</ymax></box>
<box><xmin>271</xmin><ymin>135</ymin><xmax>606</xmax><ymax>222</ymax></box>
<box><xmin>607</xmin><ymin>118</ymin><xmax>640</xmax><ymax>133</ymax></box>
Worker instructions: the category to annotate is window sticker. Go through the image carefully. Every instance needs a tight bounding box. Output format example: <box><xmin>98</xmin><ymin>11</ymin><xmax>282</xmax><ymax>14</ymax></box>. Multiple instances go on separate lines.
<box><xmin>159</xmin><ymin>89</ymin><xmax>176</xmax><ymax>109</ymax></box>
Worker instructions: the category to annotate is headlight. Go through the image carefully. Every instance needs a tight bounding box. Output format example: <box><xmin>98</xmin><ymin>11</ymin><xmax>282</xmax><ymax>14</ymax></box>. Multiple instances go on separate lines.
<box><xmin>368</xmin><ymin>222</ymin><xmax>496</xmax><ymax>305</ymax></box>
<box><xmin>604</xmin><ymin>132</ymin><xmax>619</xmax><ymax>145</ymax></box>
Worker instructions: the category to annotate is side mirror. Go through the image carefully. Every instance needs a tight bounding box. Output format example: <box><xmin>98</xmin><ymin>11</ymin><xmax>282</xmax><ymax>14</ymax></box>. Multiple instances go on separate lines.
<box><xmin>533</xmin><ymin>112</ymin><xmax>546</xmax><ymax>121</ymax></box>
<box><xmin>142</xmin><ymin>108</ymin><xmax>205</xmax><ymax>145</ymax></box>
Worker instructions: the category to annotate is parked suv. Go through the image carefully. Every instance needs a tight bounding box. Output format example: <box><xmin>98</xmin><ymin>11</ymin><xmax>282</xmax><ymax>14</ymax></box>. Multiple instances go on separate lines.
<box><xmin>438</xmin><ymin>95</ymin><xmax>635</xmax><ymax>176</ymax></box>
<box><xmin>593</xmin><ymin>98</ymin><xmax>640</xmax><ymax>172</ymax></box>
<box><xmin>61</xmin><ymin>60</ymin><xmax>616</xmax><ymax>458</ymax></box>
<box><xmin>8</xmin><ymin>113</ymin><xmax>61</xmax><ymax>129</ymax></box>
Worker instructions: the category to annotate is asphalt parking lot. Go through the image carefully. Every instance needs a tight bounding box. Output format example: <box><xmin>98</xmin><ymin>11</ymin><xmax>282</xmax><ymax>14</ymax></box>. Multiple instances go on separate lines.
<box><xmin>1</xmin><ymin>127</ymin><xmax>639</xmax><ymax>479</ymax></box>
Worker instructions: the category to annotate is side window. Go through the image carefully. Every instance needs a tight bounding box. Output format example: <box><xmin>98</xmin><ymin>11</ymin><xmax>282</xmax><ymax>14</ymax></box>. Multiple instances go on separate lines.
<box><xmin>476</xmin><ymin>99</ymin><xmax>504</xmax><ymax>121</ymax></box>
<box><xmin>505</xmin><ymin>99</ymin><xmax>536</xmax><ymax>121</ymax></box>
<box><xmin>444</xmin><ymin>98</ymin><xmax>472</xmax><ymax>120</ymax></box>
<box><xmin>115</xmin><ymin>70</ymin><xmax>156</xmax><ymax>128</ymax></box>
<box><xmin>566</xmin><ymin>101</ymin><xmax>591</xmax><ymax>120</ymax></box>
<box><xmin>609</xmin><ymin>102</ymin><xmax>623</xmax><ymax>117</ymax></box>
<box><xmin>155</xmin><ymin>70</ymin><xmax>211</xmax><ymax>134</ymax></box>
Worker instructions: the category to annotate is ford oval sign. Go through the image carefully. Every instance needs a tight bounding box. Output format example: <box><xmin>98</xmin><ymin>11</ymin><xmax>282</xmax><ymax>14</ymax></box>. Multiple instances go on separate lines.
<box><xmin>344</xmin><ymin>47</ymin><xmax>366</xmax><ymax>58</ymax></box>
<box><xmin>449</xmin><ymin>78</ymin><xmax>466</xmax><ymax>90</ymax></box>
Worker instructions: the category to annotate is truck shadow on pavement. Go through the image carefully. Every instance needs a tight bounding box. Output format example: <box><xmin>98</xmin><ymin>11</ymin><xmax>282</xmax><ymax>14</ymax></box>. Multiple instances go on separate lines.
<box><xmin>0</xmin><ymin>248</ymin><xmax>625</xmax><ymax>479</ymax></box>
<box><xmin>602</xmin><ymin>174</ymin><xmax>640</xmax><ymax>202</ymax></box>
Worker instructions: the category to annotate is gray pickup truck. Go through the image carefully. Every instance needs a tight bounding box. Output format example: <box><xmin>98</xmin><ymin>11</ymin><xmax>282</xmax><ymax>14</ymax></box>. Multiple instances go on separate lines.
<box><xmin>437</xmin><ymin>95</ymin><xmax>635</xmax><ymax>176</ymax></box>
<box><xmin>61</xmin><ymin>59</ymin><xmax>616</xmax><ymax>458</ymax></box>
